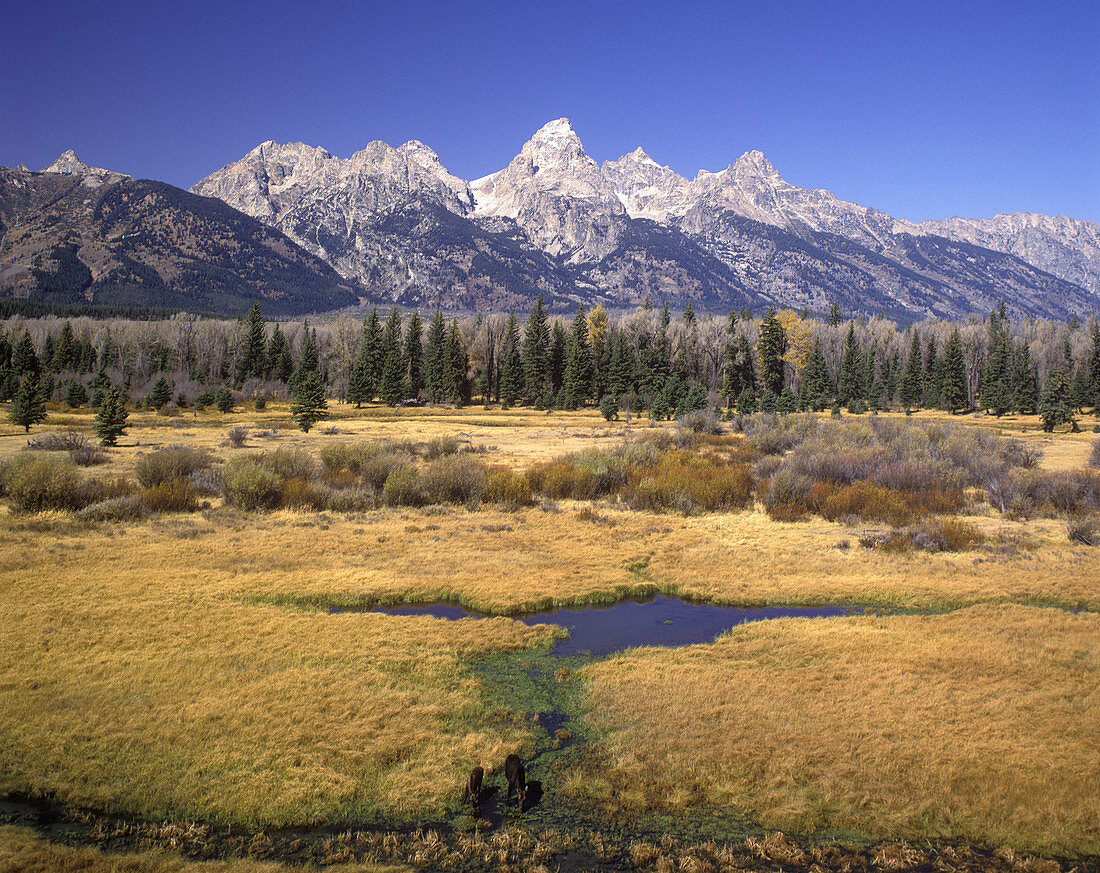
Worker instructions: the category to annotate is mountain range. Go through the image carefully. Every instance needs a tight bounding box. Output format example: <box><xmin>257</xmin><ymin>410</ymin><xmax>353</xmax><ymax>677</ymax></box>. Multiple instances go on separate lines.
<box><xmin>192</xmin><ymin>119</ymin><xmax>1100</xmax><ymax>320</ymax></box>
<box><xmin>2</xmin><ymin>120</ymin><xmax>1097</xmax><ymax>320</ymax></box>
<box><xmin>0</xmin><ymin>152</ymin><xmax>359</xmax><ymax>316</ymax></box>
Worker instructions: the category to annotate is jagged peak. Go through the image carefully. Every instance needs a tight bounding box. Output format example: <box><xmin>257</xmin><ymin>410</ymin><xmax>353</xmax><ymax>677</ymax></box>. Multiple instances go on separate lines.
<box><xmin>731</xmin><ymin>149</ymin><xmax>778</xmax><ymax>176</ymax></box>
<box><xmin>43</xmin><ymin>149</ymin><xmax>89</xmax><ymax>174</ymax></box>
<box><xmin>398</xmin><ymin>140</ymin><xmax>441</xmax><ymax>161</ymax></box>
<box><xmin>531</xmin><ymin>117</ymin><xmax>578</xmax><ymax>141</ymax></box>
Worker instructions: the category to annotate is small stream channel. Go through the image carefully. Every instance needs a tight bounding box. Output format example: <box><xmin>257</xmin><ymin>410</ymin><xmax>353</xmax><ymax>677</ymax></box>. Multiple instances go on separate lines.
<box><xmin>365</xmin><ymin>595</ymin><xmax>856</xmax><ymax>657</ymax></box>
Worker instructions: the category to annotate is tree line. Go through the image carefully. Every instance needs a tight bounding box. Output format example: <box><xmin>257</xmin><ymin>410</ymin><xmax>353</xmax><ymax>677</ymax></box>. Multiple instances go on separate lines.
<box><xmin>3</xmin><ymin>297</ymin><xmax>1100</xmax><ymax>432</ymax></box>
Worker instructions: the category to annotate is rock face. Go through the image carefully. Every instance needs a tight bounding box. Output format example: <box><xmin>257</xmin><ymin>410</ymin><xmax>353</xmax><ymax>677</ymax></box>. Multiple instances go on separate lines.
<box><xmin>192</xmin><ymin>120</ymin><xmax>1100</xmax><ymax>319</ymax></box>
<box><xmin>0</xmin><ymin>155</ymin><xmax>361</xmax><ymax>316</ymax></box>
<box><xmin>915</xmin><ymin>212</ymin><xmax>1100</xmax><ymax>298</ymax></box>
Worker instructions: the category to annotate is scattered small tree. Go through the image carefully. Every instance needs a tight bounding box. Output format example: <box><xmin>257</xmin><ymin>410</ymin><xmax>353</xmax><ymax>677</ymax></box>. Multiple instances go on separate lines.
<box><xmin>94</xmin><ymin>386</ymin><xmax>129</xmax><ymax>446</ymax></box>
<box><xmin>215</xmin><ymin>387</ymin><xmax>235</xmax><ymax>413</ymax></box>
<box><xmin>147</xmin><ymin>376</ymin><xmax>173</xmax><ymax>410</ymax></box>
<box><xmin>290</xmin><ymin>371</ymin><xmax>328</xmax><ymax>432</ymax></box>
<box><xmin>8</xmin><ymin>374</ymin><xmax>47</xmax><ymax>432</ymax></box>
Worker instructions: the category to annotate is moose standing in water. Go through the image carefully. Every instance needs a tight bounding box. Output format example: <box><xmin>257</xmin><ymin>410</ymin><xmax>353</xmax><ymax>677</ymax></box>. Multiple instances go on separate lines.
<box><xmin>463</xmin><ymin>766</ymin><xmax>484</xmax><ymax>811</ymax></box>
<box><xmin>504</xmin><ymin>754</ymin><xmax>527</xmax><ymax>811</ymax></box>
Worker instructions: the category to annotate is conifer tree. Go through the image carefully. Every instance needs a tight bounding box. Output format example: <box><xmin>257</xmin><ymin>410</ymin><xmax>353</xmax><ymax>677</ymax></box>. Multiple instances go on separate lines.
<box><xmin>980</xmin><ymin>304</ymin><xmax>1011</xmax><ymax>415</ymax></box>
<box><xmin>424</xmin><ymin>310</ymin><xmax>448</xmax><ymax>403</ymax></box>
<box><xmin>924</xmin><ymin>336</ymin><xmax>943</xmax><ymax>409</ymax></box>
<box><xmin>837</xmin><ymin>323</ymin><xmax>864</xmax><ymax>405</ymax></box>
<box><xmin>290</xmin><ymin>371</ymin><xmax>329</xmax><ymax>432</ymax></box>
<box><xmin>8</xmin><ymin>373</ymin><xmax>46</xmax><ymax>432</ymax></box>
<box><xmin>378</xmin><ymin>307</ymin><xmax>405</xmax><ymax>405</ymax></box>
<box><xmin>12</xmin><ymin>330</ymin><xmax>38</xmax><ymax>378</ymax></box>
<box><xmin>290</xmin><ymin>322</ymin><xmax>319</xmax><ymax>389</ymax></box>
<box><xmin>147</xmin><ymin>376</ymin><xmax>173</xmax><ymax>410</ymax></box>
<box><xmin>607</xmin><ymin>331</ymin><xmax>635</xmax><ymax>400</ymax></box>
<box><xmin>1039</xmin><ymin>366</ymin><xmax>1076</xmax><ymax>432</ymax></box>
<box><xmin>562</xmin><ymin>307</ymin><xmax>594</xmax><ymax>408</ymax></box>
<box><xmin>94</xmin><ymin>385</ymin><xmax>129</xmax><ymax>446</ymax></box>
<box><xmin>498</xmin><ymin>314</ymin><xmax>523</xmax><ymax>409</ymax></box>
<box><xmin>522</xmin><ymin>296</ymin><xmax>550</xmax><ymax>404</ymax></box>
<box><xmin>548</xmin><ymin>321</ymin><xmax>567</xmax><ymax>398</ymax></box>
<box><xmin>900</xmin><ymin>330</ymin><xmax>923</xmax><ymax>409</ymax></box>
<box><xmin>1011</xmin><ymin>343</ymin><xmax>1038</xmax><ymax>414</ymax></box>
<box><xmin>52</xmin><ymin>321</ymin><xmax>77</xmax><ymax>372</ymax></box>
<box><xmin>757</xmin><ymin>308</ymin><xmax>787</xmax><ymax>394</ymax></box>
<box><xmin>237</xmin><ymin>302</ymin><xmax>267</xmax><ymax>384</ymax></box>
<box><xmin>941</xmin><ymin>329</ymin><xmax>969</xmax><ymax>413</ymax></box>
<box><xmin>799</xmin><ymin>338</ymin><xmax>831</xmax><ymax>411</ymax></box>
<box><xmin>444</xmin><ymin>320</ymin><xmax>468</xmax><ymax>406</ymax></box>
<box><xmin>66</xmin><ymin>379</ymin><xmax>88</xmax><ymax>409</ymax></box>
<box><xmin>404</xmin><ymin>310</ymin><xmax>423</xmax><ymax>399</ymax></box>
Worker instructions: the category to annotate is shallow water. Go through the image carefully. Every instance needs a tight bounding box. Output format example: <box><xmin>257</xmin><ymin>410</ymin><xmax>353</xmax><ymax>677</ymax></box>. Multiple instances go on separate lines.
<box><xmin>369</xmin><ymin>596</ymin><xmax>853</xmax><ymax>657</ymax></box>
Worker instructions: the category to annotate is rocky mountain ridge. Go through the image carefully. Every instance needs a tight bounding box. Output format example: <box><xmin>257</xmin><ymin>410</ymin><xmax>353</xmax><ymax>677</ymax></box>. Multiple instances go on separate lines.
<box><xmin>0</xmin><ymin>155</ymin><xmax>361</xmax><ymax>316</ymax></box>
<box><xmin>192</xmin><ymin>119</ymin><xmax>1098</xmax><ymax>320</ymax></box>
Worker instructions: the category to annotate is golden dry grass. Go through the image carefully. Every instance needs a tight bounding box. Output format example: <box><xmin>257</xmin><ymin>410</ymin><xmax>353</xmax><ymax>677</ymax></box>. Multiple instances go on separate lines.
<box><xmin>580</xmin><ymin>604</ymin><xmax>1100</xmax><ymax>856</ymax></box>
<box><xmin>2</xmin><ymin>403</ymin><xmax>1099</xmax><ymax>856</ymax></box>
<box><xmin>0</xmin><ymin>824</ymin><xmax>407</xmax><ymax>873</ymax></box>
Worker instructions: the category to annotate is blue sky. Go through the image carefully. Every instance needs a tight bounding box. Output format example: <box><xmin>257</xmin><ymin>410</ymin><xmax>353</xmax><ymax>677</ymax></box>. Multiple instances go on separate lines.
<box><xmin>2</xmin><ymin>0</ymin><xmax>1097</xmax><ymax>222</ymax></box>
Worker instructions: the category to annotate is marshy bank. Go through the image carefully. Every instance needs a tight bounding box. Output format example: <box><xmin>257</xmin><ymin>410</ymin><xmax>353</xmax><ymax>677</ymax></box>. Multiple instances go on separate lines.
<box><xmin>3</xmin><ymin>794</ymin><xmax>1095</xmax><ymax>873</ymax></box>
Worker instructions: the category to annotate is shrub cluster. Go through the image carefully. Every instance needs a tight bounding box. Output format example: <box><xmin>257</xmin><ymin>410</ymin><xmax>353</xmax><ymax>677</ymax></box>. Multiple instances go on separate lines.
<box><xmin>1</xmin><ymin>454</ymin><xmax>135</xmax><ymax>513</ymax></box>
<box><xmin>859</xmin><ymin>518</ymin><xmax>986</xmax><ymax>553</ymax></box>
<box><xmin>23</xmin><ymin>430</ymin><xmax>106</xmax><ymax>466</ymax></box>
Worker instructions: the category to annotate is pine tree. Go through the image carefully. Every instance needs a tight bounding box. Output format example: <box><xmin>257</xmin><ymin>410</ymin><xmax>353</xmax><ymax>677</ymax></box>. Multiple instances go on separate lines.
<box><xmin>548</xmin><ymin>320</ymin><xmax>568</xmax><ymax>399</ymax></box>
<box><xmin>66</xmin><ymin>379</ymin><xmax>88</xmax><ymax>408</ymax></box>
<box><xmin>980</xmin><ymin>305</ymin><xmax>1011</xmax><ymax>415</ymax></box>
<box><xmin>52</xmin><ymin>321</ymin><xmax>77</xmax><ymax>372</ymax></box>
<box><xmin>378</xmin><ymin>307</ymin><xmax>405</xmax><ymax>405</ymax></box>
<box><xmin>424</xmin><ymin>310</ymin><xmax>448</xmax><ymax>403</ymax></box>
<box><xmin>290</xmin><ymin>371</ymin><xmax>329</xmax><ymax>432</ymax></box>
<box><xmin>147</xmin><ymin>376</ymin><xmax>173</xmax><ymax>410</ymax></box>
<box><xmin>837</xmin><ymin>324</ymin><xmax>864</xmax><ymax>405</ymax></box>
<box><xmin>237</xmin><ymin>302</ymin><xmax>267</xmax><ymax>384</ymax></box>
<box><xmin>266</xmin><ymin>323</ymin><xmax>290</xmax><ymax>382</ymax></box>
<box><xmin>444</xmin><ymin>320</ymin><xmax>468</xmax><ymax>406</ymax></box>
<box><xmin>562</xmin><ymin>307</ymin><xmax>594</xmax><ymax>408</ymax></box>
<box><xmin>404</xmin><ymin>310</ymin><xmax>423</xmax><ymax>399</ymax></box>
<box><xmin>899</xmin><ymin>330</ymin><xmax>923</xmax><ymax>409</ymax></box>
<box><xmin>799</xmin><ymin>338</ymin><xmax>831</xmax><ymax>411</ymax></box>
<box><xmin>8</xmin><ymin>374</ymin><xmax>46</xmax><ymax>432</ymax></box>
<box><xmin>94</xmin><ymin>385</ymin><xmax>129</xmax><ymax>446</ymax></box>
<box><xmin>12</xmin><ymin>330</ymin><xmax>38</xmax><ymax>378</ymax></box>
<box><xmin>1011</xmin><ymin>343</ymin><xmax>1038</xmax><ymax>414</ymax></box>
<box><xmin>941</xmin><ymin>329</ymin><xmax>969</xmax><ymax>413</ymax></box>
<box><xmin>1039</xmin><ymin>366</ymin><xmax>1076</xmax><ymax>432</ymax></box>
<box><xmin>498</xmin><ymin>314</ymin><xmax>523</xmax><ymax>409</ymax></box>
<box><xmin>522</xmin><ymin>296</ymin><xmax>550</xmax><ymax>403</ymax></box>
<box><xmin>757</xmin><ymin>308</ymin><xmax>786</xmax><ymax>394</ymax></box>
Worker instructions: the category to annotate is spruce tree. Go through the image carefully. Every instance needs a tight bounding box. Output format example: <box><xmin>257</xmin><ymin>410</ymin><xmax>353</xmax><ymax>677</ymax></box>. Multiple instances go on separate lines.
<box><xmin>404</xmin><ymin>310</ymin><xmax>424</xmax><ymax>399</ymax></box>
<box><xmin>147</xmin><ymin>376</ymin><xmax>173</xmax><ymax>410</ymax></box>
<box><xmin>548</xmin><ymin>320</ymin><xmax>568</xmax><ymax>399</ymax></box>
<box><xmin>237</xmin><ymin>302</ymin><xmax>267</xmax><ymax>384</ymax></box>
<box><xmin>8</xmin><ymin>373</ymin><xmax>46</xmax><ymax>432</ymax></box>
<box><xmin>94</xmin><ymin>386</ymin><xmax>129</xmax><ymax>446</ymax></box>
<box><xmin>924</xmin><ymin>336</ymin><xmax>943</xmax><ymax>409</ymax></box>
<box><xmin>941</xmin><ymin>329</ymin><xmax>969</xmax><ymax>413</ymax></box>
<box><xmin>52</xmin><ymin>321</ymin><xmax>77</xmax><ymax>372</ymax></box>
<box><xmin>290</xmin><ymin>371</ymin><xmax>329</xmax><ymax>432</ymax></box>
<box><xmin>498</xmin><ymin>314</ymin><xmax>523</xmax><ymax>409</ymax></box>
<box><xmin>522</xmin><ymin>296</ymin><xmax>550</xmax><ymax>403</ymax></box>
<box><xmin>444</xmin><ymin>320</ymin><xmax>468</xmax><ymax>406</ymax></box>
<box><xmin>378</xmin><ymin>307</ymin><xmax>405</xmax><ymax>405</ymax></box>
<box><xmin>837</xmin><ymin>324</ymin><xmax>864</xmax><ymax>406</ymax></box>
<box><xmin>424</xmin><ymin>310</ymin><xmax>448</xmax><ymax>403</ymax></box>
<box><xmin>1011</xmin><ymin>343</ymin><xmax>1038</xmax><ymax>414</ymax></box>
<box><xmin>12</xmin><ymin>330</ymin><xmax>38</xmax><ymax>378</ymax></box>
<box><xmin>290</xmin><ymin>323</ymin><xmax>319</xmax><ymax>389</ymax></box>
<box><xmin>66</xmin><ymin>379</ymin><xmax>88</xmax><ymax>408</ymax></box>
<box><xmin>757</xmin><ymin>308</ymin><xmax>786</xmax><ymax>394</ymax></box>
<box><xmin>899</xmin><ymin>330</ymin><xmax>923</xmax><ymax>409</ymax></box>
<box><xmin>1039</xmin><ymin>367</ymin><xmax>1076</xmax><ymax>432</ymax></box>
<box><xmin>562</xmin><ymin>307</ymin><xmax>594</xmax><ymax>408</ymax></box>
<box><xmin>980</xmin><ymin>305</ymin><xmax>1011</xmax><ymax>415</ymax></box>
<box><xmin>800</xmin><ymin>338</ymin><xmax>831</xmax><ymax>411</ymax></box>
<box><xmin>266</xmin><ymin>323</ymin><xmax>290</xmax><ymax>381</ymax></box>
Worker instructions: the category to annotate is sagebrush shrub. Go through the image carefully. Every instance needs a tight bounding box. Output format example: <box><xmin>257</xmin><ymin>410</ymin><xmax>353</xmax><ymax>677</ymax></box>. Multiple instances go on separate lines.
<box><xmin>280</xmin><ymin>477</ymin><xmax>326</xmax><ymax>510</ymax></box>
<box><xmin>258</xmin><ymin>447</ymin><xmax>316</xmax><ymax>482</ymax></box>
<box><xmin>383</xmin><ymin>465</ymin><xmax>423</xmax><ymax>507</ymax></box>
<box><xmin>483</xmin><ymin>467</ymin><xmax>534</xmax><ymax>507</ymax></box>
<box><xmin>135</xmin><ymin>446</ymin><xmax>214</xmax><ymax>489</ymax></box>
<box><xmin>424</xmin><ymin>436</ymin><xmax>461</xmax><ymax>460</ymax></box>
<box><xmin>419</xmin><ymin>456</ymin><xmax>486</xmax><ymax>505</ymax></box>
<box><xmin>77</xmin><ymin>494</ymin><xmax>149</xmax><ymax>521</ymax></box>
<box><xmin>142</xmin><ymin>478</ymin><xmax>200</xmax><ymax>513</ymax></box>
<box><xmin>226</xmin><ymin>426</ymin><xmax>250</xmax><ymax>448</ymax></box>
<box><xmin>223</xmin><ymin>458</ymin><xmax>282</xmax><ymax>510</ymax></box>
<box><xmin>4</xmin><ymin>454</ymin><xmax>85</xmax><ymax>512</ymax></box>
<box><xmin>24</xmin><ymin>431</ymin><xmax>89</xmax><ymax>452</ymax></box>
<box><xmin>1089</xmin><ymin>438</ymin><xmax>1100</xmax><ymax>470</ymax></box>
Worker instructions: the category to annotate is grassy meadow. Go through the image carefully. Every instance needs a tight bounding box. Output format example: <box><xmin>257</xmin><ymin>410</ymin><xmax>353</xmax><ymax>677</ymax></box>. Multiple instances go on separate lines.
<box><xmin>0</xmin><ymin>400</ymin><xmax>1098</xmax><ymax>861</ymax></box>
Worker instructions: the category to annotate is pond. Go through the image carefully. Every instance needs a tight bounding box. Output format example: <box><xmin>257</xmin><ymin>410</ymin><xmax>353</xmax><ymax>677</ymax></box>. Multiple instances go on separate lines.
<box><xmin>368</xmin><ymin>596</ymin><xmax>854</xmax><ymax>657</ymax></box>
